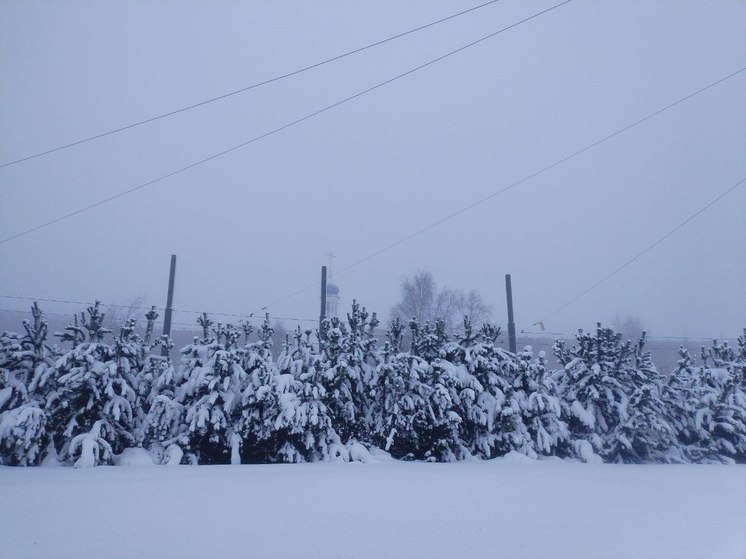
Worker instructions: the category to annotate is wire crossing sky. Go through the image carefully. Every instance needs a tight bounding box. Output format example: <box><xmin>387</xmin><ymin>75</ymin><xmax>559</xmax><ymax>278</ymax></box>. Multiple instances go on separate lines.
<box><xmin>0</xmin><ymin>294</ymin><xmax>316</xmax><ymax>324</ymax></box>
<box><xmin>524</xmin><ymin>176</ymin><xmax>746</xmax><ymax>332</ymax></box>
<box><xmin>1</xmin><ymin>1</ymin><xmax>744</xmax><ymax>339</ymax></box>
<box><xmin>255</xmin><ymin>67</ymin><xmax>745</xmax><ymax>314</ymax></box>
<box><xmin>0</xmin><ymin>0</ymin><xmax>506</xmax><ymax>169</ymax></box>
<box><xmin>0</xmin><ymin>0</ymin><xmax>574</xmax><ymax>246</ymax></box>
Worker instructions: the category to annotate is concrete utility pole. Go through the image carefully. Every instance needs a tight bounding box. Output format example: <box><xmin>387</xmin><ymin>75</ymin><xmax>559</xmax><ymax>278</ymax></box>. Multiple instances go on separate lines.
<box><xmin>161</xmin><ymin>254</ymin><xmax>176</xmax><ymax>357</ymax></box>
<box><xmin>505</xmin><ymin>274</ymin><xmax>517</xmax><ymax>354</ymax></box>
<box><xmin>319</xmin><ymin>265</ymin><xmax>327</xmax><ymax>339</ymax></box>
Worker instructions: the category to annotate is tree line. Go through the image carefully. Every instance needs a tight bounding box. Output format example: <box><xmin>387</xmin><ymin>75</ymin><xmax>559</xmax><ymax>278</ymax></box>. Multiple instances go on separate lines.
<box><xmin>0</xmin><ymin>301</ymin><xmax>744</xmax><ymax>467</ymax></box>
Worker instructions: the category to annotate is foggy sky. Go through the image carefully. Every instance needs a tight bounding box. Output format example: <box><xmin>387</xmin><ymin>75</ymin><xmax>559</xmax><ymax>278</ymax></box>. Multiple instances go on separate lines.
<box><xmin>1</xmin><ymin>0</ymin><xmax>744</xmax><ymax>340</ymax></box>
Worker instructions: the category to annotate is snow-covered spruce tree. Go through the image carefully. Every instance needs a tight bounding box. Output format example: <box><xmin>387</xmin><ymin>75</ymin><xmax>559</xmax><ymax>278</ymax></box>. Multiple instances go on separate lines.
<box><xmin>406</xmin><ymin>318</ymin><xmax>465</xmax><ymax>462</ymax></box>
<box><xmin>409</xmin><ymin>318</ymin><xmax>448</xmax><ymax>363</ymax></box>
<box><xmin>132</xmin><ymin>307</ymin><xmax>162</xmax><ymax>407</ymax></box>
<box><xmin>661</xmin><ymin>337</ymin><xmax>746</xmax><ymax>465</ymax></box>
<box><xmin>143</xmin><ymin>333</ymin><xmax>187</xmax><ymax>465</ymax></box>
<box><xmin>109</xmin><ymin>316</ymin><xmax>156</xmax><ymax>448</ymax></box>
<box><xmin>1</xmin><ymin>303</ymin><xmax>55</xmax><ymax>411</ymax></box>
<box><xmin>46</xmin><ymin>302</ymin><xmax>142</xmax><ymax>467</ymax></box>
<box><xmin>165</xmin><ymin>327</ymin><xmax>212</xmax><ymax>464</ymax></box>
<box><xmin>716</xmin><ymin>335</ymin><xmax>746</xmax><ymax>463</ymax></box>
<box><xmin>144</xmin><ymin>391</ymin><xmax>185</xmax><ymax>464</ymax></box>
<box><xmin>369</xmin><ymin>318</ymin><xmax>432</xmax><ymax>459</ymax></box>
<box><xmin>609</xmin><ymin>333</ymin><xmax>682</xmax><ymax>463</ymax></box>
<box><xmin>177</xmin><ymin>315</ymin><xmax>248</xmax><ymax>464</ymax></box>
<box><xmin>271</xmin><ymin>328</ymin><xmax>344</xmax><ymax>462</ymax></box>
<box><xmin>141</xmin><ymin>313</ymin><xmax>175</xmax><ymax>420</ymax></box>
<box><xmin>271</xmin><ymin>330</ymin><xmax>309</xmax><ymax>462</ymax></box>
<box><xmin>317</xmin><ymin>301</ymin><xmax>378</xmax><ymax>445</ymax></box>
<box><xmin>0</xmin><ymin>404</ymin><xmax>48</xmax><ymax>466</ymax></box>
<box><xmin>698</xmin><ymin>337</ymin><xmax>746</xmax><ymax>463</ymax></box>
<box><xmin>0</xmin><ymin>303</ymin><xmax>56</xmax><ymax>466</ymax></box>
<box><xmin>342</xmin><ymin>301</ymin><xmax>379</xmax><ymax>441</ymax></box>
<box><xmin>738</xmin><ymin>329</ymin><xmax>746</xmax><ymax>378</ymax></box>
<box><xmin>0</xmin><ymin>333</ymin><xmax>29</xmax><ymax>416</ymax></box>
<box><xmin>553</xmin><ymin>324</ymin><xmax>638</xmax><ymax>463</ymax></box>
<box><xmin>239</xmin><ymin>316</ymin><xmax>279</xmax><ymax>463</ymax></box>
<box><xmin>672</xmin><ymin>348</ymin><xmax>728</xmax><ymax>463</ymax></box>
<box><xmin>21</xmin><ymin>303</ymin><xmax>57</xmax><ymax>399</ymax></box>
<box><xmin>515</xmin><ymin>346</ymin><xmax>569</xmax><ymax>458</ymax></box>
<box><xmin>702</xmin><ymin>338</ymin><xmax>736</xmax><ymax>370</ymax></box>
<box><xmin>661</xmin><ymin>346</ymin><xmax>701</xmax><ymax>461</ymax></box>
<box><xmin>0</xmin><ymin>331</ymin><xmax>26</xmax><ymax>414</ymax></box>
<box><xmin>440</xmin><ymin>319</ymin><xmax>527</xmax><ymax>459</ymax></box>
<box><xmin>472</xmin><ymin>324</ymin><xmax>531</xmax><ymax>459</ymax></box>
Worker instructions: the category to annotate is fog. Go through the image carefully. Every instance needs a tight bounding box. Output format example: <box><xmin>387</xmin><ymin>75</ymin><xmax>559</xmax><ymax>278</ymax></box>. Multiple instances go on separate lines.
<box><xmin>1</xmin><ymin>0</ymin><xmax>744</xmax><ymax>341</ymax></box>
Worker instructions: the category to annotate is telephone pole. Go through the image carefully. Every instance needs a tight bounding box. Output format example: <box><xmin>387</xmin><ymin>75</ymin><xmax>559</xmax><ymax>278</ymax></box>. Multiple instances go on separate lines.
<box><xmin>161</xmin><ymin>254</ymin><xmax>177</xmax><ymax>357</ymax></box>
<box><xmin>505</xmin><ymin>274</ymin><xmax>517</xmax><ymax>354</ymax></box>
<box><xmin>319</xmin><ymin>265</ymin><xmax>327</xmax><ymax>339</ymax></box>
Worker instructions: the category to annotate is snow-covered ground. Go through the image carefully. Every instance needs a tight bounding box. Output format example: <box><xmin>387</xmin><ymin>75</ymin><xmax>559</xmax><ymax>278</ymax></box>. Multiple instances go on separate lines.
<box><xmin>2</xmin><ymin>454</ymin><xmax>745</xmax><ymax>559</ymax></box>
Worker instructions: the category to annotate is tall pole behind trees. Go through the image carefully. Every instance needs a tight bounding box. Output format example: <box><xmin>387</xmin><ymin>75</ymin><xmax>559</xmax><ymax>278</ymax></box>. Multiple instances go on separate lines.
<box><xmin>505</xmin><ymin>274</ymin><xmax>517</xmax><ymax>354</ymax></box>
<box><xmin>319</xmin><ymin>265</ymin><xmax>327</xmax><ymax>340</ymax></box>
<box><xmin>161</xmin><ymin>254</ymin><xmax>177</xmax><ymax>357</ymax></box>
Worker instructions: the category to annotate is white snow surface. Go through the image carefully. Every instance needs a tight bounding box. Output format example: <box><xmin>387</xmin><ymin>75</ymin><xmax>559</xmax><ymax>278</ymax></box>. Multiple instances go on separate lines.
<box><xmin>1</xmin><ymin>459</ymin><xmax>745</xmax><ymax>559</ymax></box>
<box><xmin>112</xmin><ymin>447</ymin><xmax>156</xmax><ymax>467</ymax></box>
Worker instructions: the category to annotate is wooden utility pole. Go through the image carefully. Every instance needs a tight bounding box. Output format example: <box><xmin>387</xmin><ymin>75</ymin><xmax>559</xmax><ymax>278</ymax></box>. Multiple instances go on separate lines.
<box><xmin>505</xmin><ymin>274</ymin><xmax>517</xmax><ymax>354</ymax></box>
<box><xmin>319</xmin><ymin>265</ymin><xmax>327</xmax><ymax>339</ymax></box>
<box><xmin>161</xmin><ymin>254</ymin><xmax>176</xmax><ymax>356</ymax></box>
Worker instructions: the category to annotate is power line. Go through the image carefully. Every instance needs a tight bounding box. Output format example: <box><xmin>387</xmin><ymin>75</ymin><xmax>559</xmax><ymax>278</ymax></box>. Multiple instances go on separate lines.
<box><xmin>0</xmin><ymin>0</ymin><xmax>573</xmax><ymax>246</ymax></box>
<box><xmin>256</xmin><ymin>66</ymin><xmax>746</xmax><ymax>313</ymax></box>
<box><xmin>4</xmin><ymin>66</ymin><xmax>741</xmax><ymax>332</ymax></box>
<box><xmin>0</xmin><ymin>308</ymin><xmax>304</xmax><ymax>334</ymax></box>
<box><xmin>0</xmin><ymin>305</ymin><xmax>730</xmax><ymax>345</ymax></box>
<box><xmin>516</xmin><ymin>328</ymin><xmax>718</xmax><ymax>342</ymax></box>
<box><xmin>0</xmin><ymin>294</ymin><xmax>317</xmax><ymax>323</ymax></box>
<box><xmin>0</xmin><ymin>295</ymin><xmax>118</xmax><ymax>308</ymax></box>
<box><xmin>0</xmin><ymin>0</ymin><xmax>510</xmax><ymax>170</ymax></box>
<box><xmin>524</xmin><ymin>176</ymin><xmax>746</xmax><ymax>331</ymax></box>
<box><xmin>170</xmin><ymin>307</ymin><xmax>317</xmax><ymax>323</ymax></box>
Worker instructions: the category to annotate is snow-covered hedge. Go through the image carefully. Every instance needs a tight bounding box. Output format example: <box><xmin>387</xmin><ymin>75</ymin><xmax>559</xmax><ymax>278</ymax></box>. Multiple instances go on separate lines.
<box><xmin>1</xmin><ymin>302</ymin><xmax>744</xmax><ymax>467</ymax></box>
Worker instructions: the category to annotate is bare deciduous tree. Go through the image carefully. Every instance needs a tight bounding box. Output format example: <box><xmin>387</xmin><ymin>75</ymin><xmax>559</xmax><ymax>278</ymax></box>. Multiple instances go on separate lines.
<box><xmin>612</xmin><ymin>315</ymin><xmax>646</xmax><ymax>340</ymax></box>
<box><xmin>104</xmin><ymin>295</ymin><xmax>147</xmax><ymax>332</ymax></box>
<box><xmin>390</xmin><ymin>271</ymin><xmax>492</xmax><ymax>331</ymax></box>
<box><xmin>452</xmin><ymin>289</ymin><xmax>492</xmax><ymax>327</ymax></box>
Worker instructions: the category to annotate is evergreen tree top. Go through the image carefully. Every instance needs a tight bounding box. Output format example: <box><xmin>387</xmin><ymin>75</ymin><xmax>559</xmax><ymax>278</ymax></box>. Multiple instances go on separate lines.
<box><xmin>21</xmin><ymin>302</ymin><xmax>49</xmax><ymax>358</ymax></box>
<box><xmin>55</xmin><ymin>301</ymin><xmax>112</xmax><ymax>346</ymax></box>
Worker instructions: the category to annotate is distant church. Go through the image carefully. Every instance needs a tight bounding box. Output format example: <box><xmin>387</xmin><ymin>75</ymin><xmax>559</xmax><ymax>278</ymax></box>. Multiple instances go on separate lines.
<box><xmin>326</xmin><ymin>281</ymin><xmax>340</xmax><ymax>318</ymax></box>
<box><xmin>325</xmin><ymin>253</ymin><xmax>340</xmax><ymax>318</ymax></box>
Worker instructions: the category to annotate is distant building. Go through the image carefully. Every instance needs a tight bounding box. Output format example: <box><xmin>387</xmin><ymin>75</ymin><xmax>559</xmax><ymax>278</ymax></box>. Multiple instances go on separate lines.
<box><xmin>324</xmin><ymin>252</ymin><xmax>340</xmax><ymax>318</ymax></box>
<box><xmin>326</xmin><ymin>281</ymin><xmax>340</xmax><ymax>318</ymax></box>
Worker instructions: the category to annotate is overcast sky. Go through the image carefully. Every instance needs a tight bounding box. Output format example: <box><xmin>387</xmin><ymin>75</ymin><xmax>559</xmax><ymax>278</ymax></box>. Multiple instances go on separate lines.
<box><xmin>1</xmin><ymin>0</ymin><xmax>744</xmax><ymax>341</ymax></box>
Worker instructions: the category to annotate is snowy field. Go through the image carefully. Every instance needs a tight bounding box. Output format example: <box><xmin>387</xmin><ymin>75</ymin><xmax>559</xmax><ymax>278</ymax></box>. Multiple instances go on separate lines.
<box><xmin>2</xmin><ymin>454</ymin><xmax>745</xmax><ymax>559</ymax></box>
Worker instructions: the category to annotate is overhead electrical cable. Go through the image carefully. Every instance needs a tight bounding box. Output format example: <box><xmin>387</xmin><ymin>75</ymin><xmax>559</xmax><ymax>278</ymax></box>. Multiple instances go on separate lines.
<box><xmin>523</xmin><ymin>176</ymin><xmax>746</xmax><ymax>332</ymax></box>
<box><xmin>514</xmin><ymin>329</ymin><xmax>717</xmax><ymax>342</ymax></box>
<box><xmin>254</xmin><ymin>67</ymin><xmax>746</xmax><ymax>313</ymax></box>
<box><xmin>0</xmin><ymin>299</ymin><xmax>724</xmax><ymax>343</ymax></box>
<box><xmin>0</xmin><ymin>0</ymin><xmax>506</xmax><ymax>169</ymax></box>
<box><xmin>0</xmin><ymin>0</ymin><xmax>574</xmax><ymax>245</ymax></box>
<box><xmin>0</xmin><ymin>294</ymin><xmax>317</xmax><ymax>323</ymax></box>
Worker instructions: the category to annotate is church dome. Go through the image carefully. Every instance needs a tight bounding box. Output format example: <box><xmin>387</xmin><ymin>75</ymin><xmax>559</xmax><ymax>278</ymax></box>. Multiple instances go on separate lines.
<box><xmin>326</xmin><ymin>283</ymin><xmax>340</xmax><ymax>296</ymax></box>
